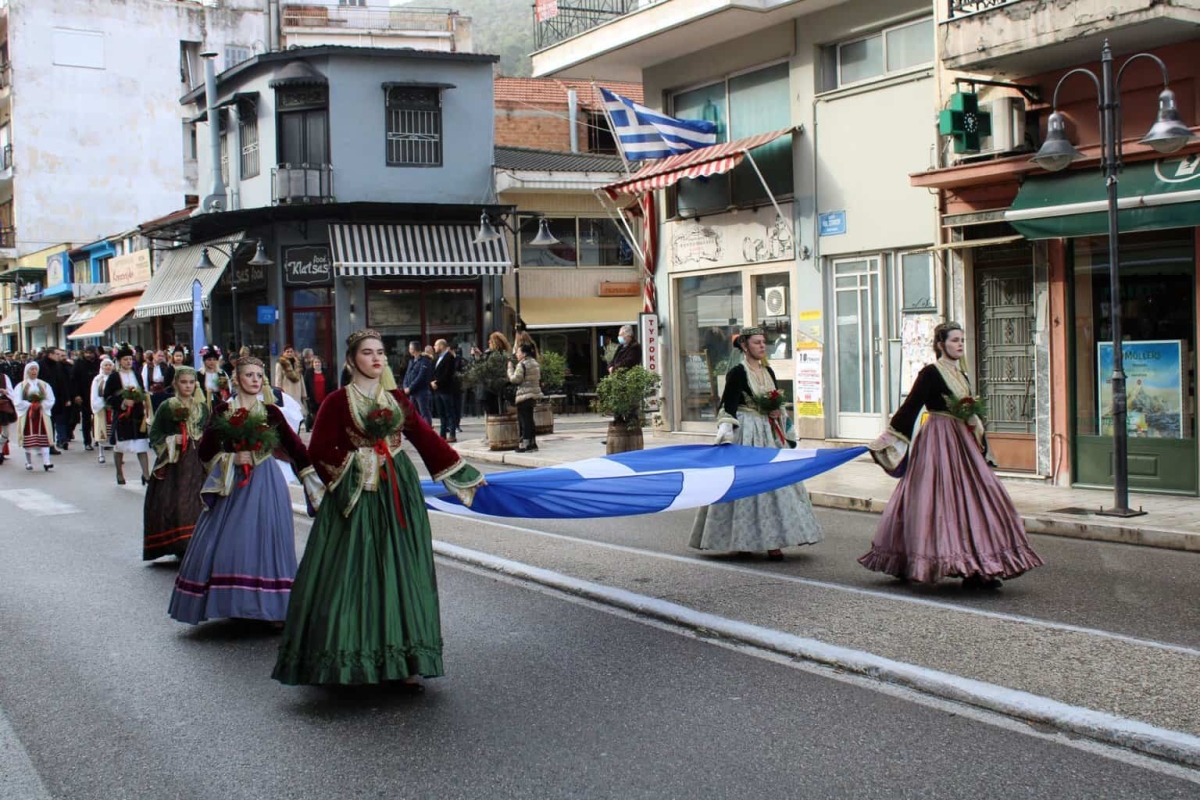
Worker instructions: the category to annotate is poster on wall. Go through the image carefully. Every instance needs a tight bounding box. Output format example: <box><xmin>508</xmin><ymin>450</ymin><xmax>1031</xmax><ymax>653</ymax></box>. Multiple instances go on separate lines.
<box><xmin>900</xmin><ymin>314</ymin><xmax>940</xmax><ymax>401</ymax></box>
<box><xmin>1097</xmin><ymin>340</ymin><xmax>1184</xmax><ymax>438</ymax></box>
<box><xmin>794</xmin><ymin>348</ymin><xmax>823</xmax><ymax>417</ymax></box>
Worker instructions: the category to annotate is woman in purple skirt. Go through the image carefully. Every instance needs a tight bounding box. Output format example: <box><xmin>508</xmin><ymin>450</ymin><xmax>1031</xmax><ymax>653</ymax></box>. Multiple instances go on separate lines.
<box><xmin>168</xmin><ymin>356</ymin><xmax>323</xmax><ymax>624</ymax></box>
<box><xmin>859</xmin><ymin>322</ymin><xmax>1043</xmax><ymax>588</ymax></box>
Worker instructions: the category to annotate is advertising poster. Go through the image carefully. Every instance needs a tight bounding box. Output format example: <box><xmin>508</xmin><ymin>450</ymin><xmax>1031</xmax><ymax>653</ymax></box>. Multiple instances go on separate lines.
<box><xmin>794</xmin><ymin>348</ymin><xmax>823</xmax><ymax>417</ymax></box>
<box><xmin>1097</xmin><ymin>340</ymin><xmax>1184</xmax><ymax>438</ymax></box>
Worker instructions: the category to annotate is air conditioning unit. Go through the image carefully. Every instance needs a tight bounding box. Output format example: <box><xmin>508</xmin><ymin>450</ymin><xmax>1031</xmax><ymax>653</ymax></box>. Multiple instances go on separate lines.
<box><xmin>764</xmin><ymin>286</ymin><xmax>787</xmax><ymax>317</ymax></box>
<box><xmin>980</xmin><ymin>97</ymin><xmax>1027</xmax><ymax>155</ymax></box>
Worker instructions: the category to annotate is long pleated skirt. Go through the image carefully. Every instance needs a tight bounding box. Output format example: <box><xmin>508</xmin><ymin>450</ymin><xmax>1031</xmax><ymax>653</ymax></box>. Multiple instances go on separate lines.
<box><xmin>168</xmin><ymin>458</ymin><xmax>298</xmax><ymax>623</ymax></box>
<box><xmin>689</xmin><ymin>410</ymin><xmax>823</xmax><ymax>552</ymax></box>
<box><xmin>142</xmin><ymin>449</ymin><xmax>205</xmax><ymax>561</ymax></box>
<box><xmin>858</xmin><ymin>414</ymin><xmax>1044</xmax><ymax>583</ymax></box>
<box><xmin>273</xmin><ymin>451</ymin><xmax>444</xmax><ymax>685</ymax></box>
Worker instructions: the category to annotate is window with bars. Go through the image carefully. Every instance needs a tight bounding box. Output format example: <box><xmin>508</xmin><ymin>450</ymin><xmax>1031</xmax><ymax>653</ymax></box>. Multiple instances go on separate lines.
<box><xmin>240</xmin><ymin>113</ymin><xmax>259</xmax><ymax>178</ymax></box>
<box><xmin>385</xmin><ymin>86</ymin><xmax>442</xmax><ymax>167</ymax></box>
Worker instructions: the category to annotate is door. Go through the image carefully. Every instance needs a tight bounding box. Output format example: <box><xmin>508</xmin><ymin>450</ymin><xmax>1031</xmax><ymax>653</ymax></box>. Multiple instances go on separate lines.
<box><xmin>832</xmin><ymin>257</ymin><xmax>886</xmax><ymax>439</ymax></box>
<box><xmin>976</xmin><ymin>263</ymin><xmax>1036</xmax><ymax>471</ymax></box>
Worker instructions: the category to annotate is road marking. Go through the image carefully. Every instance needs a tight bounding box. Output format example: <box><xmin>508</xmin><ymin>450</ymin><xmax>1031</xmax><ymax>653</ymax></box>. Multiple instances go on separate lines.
<box><xmin>430</xmin><ymin>513</ymin><xmax>1200</xmax><ymax>659</ymax></box>
<box><xmin>435</xmin><ymin>541</ymin><xmax>1200</xmax><ymax>770</ymax></box>
<box><xmin>0</xmin><ymin>489</ymin><xmax>82</xmax><ymax>516</ymax></box>
<box><xmin>444</xmin><ymin>555</ymin><xmax>1200</xmax><ymax>786</ymax></box>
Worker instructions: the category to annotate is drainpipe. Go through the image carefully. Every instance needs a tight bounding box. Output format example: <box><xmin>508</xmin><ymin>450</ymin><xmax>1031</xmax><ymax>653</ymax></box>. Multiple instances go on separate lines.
<box><xmin>268</xmin><ymin>0</ymin><xmax>280</xmax><ymax>52</ymax></box>
<box><xmin>568</xmin><ymin>89</ymin><xmax>579</xmax><ymax>153</ymax></box>
<box><xmin>229</xmin><ymin>102</ymin><xmax>242</xmax><ymax>212</ymax></box>
<box><xmin>196</xmin><ymin>52</ymin><xmax>226</xmax><ymax>214</ymax></box>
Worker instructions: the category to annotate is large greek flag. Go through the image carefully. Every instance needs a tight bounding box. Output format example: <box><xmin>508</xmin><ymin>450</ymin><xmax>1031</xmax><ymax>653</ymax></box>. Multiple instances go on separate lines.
<box><xmin>422</xmin><ymin>444</ymin><xmax>866</xmax><ymax>519</ymax></box>
<box><xmin>600</xmin><ymin>87</ymin><xmax>718</xmax><ymax>160</ymax></box>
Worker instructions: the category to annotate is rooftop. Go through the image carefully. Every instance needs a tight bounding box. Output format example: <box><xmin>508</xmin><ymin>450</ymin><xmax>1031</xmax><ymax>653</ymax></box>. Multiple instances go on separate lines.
<box><xmin>493</xmin><ymin>77</ymin><xmax>643</xmax><ymax>110</ymax></box>
<box><xmin>494</xmin><ymin>146</ymin><xmax>628</xmax><ymax>174</ymax></box>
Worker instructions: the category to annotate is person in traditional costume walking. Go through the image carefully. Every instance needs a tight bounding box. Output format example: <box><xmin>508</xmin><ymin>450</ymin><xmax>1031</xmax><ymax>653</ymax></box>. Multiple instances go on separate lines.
<box><xmin>197</xmin><ymin>346</ymin><xmax>230</xmax><ymax>404</ymax></box>
<box><xmin>10</xmin><ymin>361</ymin><xmax>55</xmax><ymax>471</ymax></box>
<box><xmin>143</xmin><ymin>367</ymin><xmax>209</xmax><ymax>563</ymax></box>
<box><xmin>859</xmin><ymin>322</ymin><xmax>1043</xmax><ymax>588</ymax></box>
<box><xmin>103</xmin><ymin>345</ymin><xmax>151</xmax><ymax>486</ymax></box>
<box><xmin>168</xmin><ymin>356</ymin><xmax>322</xmax><ymax>625</ymax></box>
<box><xmin>689</xmin><ymin>328</ymin><xmax>823</xmax><ymax>560</ymax></box>
<box><xmin>272</xmin><ymin>329</ymin><xmax>484</xmax><ymax>689</ymax></box>
<box><xmin>89</xmin><ymin>358</ymin><xmax>114</xmax><ymax>464</ymax></box>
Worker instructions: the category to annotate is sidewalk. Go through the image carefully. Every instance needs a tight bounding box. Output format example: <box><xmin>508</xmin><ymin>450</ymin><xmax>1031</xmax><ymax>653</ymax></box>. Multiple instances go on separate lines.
<box><xmin>446</xmin><ymin>414</ymin><xmax>1200</xmax><ymax>553</ymax></box>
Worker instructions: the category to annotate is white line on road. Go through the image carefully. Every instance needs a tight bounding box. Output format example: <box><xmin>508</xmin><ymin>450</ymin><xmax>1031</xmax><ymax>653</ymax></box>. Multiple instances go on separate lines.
<box><xmin>431</xmin><ymin>513</ymin><xmax>1200</xmax><ymax>660</ymax></box>
<box><xmin>0</xmin><ymin>488</ymin><xmax>81</xmax><ymax>516</ymax></box>
<box><xmin>434</xmin><ymin>541</ymin><xmax>1200</xmax><ymax>769</ymax></box>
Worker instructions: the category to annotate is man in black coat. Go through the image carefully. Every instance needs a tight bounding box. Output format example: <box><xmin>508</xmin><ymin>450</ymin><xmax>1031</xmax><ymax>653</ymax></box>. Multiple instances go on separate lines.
<box><xmin>39</xmin><ymin>348</ymin><xmax>75</xmax><ymax>451</ymax></box>
<box><xmin>430</xmin><ymin>338</ymin><xmax>459</xmax><ymax>442</ymax></box>
<box><xmin>71</xmin><ymin>346</ymin><xmax>101</xmax><ymax>450</ymax></box>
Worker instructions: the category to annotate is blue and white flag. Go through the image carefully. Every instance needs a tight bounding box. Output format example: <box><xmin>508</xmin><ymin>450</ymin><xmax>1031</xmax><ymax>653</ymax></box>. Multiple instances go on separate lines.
<box><xmin>599</xmin><ymin>87</ymin><xmax>719</xmax><ymax>160</ymax></box>
<box><xmin>422</xmin><ymin>444</ymin><xmax>866</xmax><ymax>519</ymax></box>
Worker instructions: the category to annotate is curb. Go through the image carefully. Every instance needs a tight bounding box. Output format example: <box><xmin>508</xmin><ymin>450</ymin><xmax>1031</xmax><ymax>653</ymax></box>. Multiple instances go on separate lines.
<box><xmin>434</xmin><ymin>540</ymin><xmax>1200</xmax><ymax>768</ymax></box>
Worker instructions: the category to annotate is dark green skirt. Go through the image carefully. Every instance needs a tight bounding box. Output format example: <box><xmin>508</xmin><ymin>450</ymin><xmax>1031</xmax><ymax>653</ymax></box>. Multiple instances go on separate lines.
<box><xmin>272</xmin><ymin>452</ymin><xmax>444</xmax><ymax>685</ymax></box>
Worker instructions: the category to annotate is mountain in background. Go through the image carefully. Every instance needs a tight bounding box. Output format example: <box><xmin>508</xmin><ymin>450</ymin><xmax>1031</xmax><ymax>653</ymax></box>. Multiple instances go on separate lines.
<box><xmin>398</xmin><ymin>0</ymin><xmax>537</xmax><ymax>77</ymax></box>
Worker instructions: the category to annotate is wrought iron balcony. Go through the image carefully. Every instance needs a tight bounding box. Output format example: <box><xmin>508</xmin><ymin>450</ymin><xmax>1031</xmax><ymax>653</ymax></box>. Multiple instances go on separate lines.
<box><xmin>272</xmin><ymin>163</ymin><xmax>334</xmax><ymax>206</ymax></box>
<box><xmin>534</xmin><ymin>0</ymin><xmax>645</xmax><ymax>51</ymax></box>
<box><xmin>946</xmin><ymin>0</ymin><xmax>1022</xmax><ymax>19</ymax></box>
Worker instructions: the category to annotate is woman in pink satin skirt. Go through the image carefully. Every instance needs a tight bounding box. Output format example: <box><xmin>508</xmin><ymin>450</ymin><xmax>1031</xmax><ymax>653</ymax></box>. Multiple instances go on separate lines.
<box><xmin>859</xmin><ymin>322</ymin><xmax>1043</xmax><ymax>588</ymax></box>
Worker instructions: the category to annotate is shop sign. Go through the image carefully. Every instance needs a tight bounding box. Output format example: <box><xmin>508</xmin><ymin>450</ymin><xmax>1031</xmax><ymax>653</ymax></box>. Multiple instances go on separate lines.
<box><xmin>109</xmin><ymin>249</ymin><xmax>152</xmax><ymax>288</ymax></box>
<box><xmin>794</xmin><ymin>348</ymin><xmax>823</xmax><ymax>417</ymax></box>
<box><xmin>639</xmin><ymin>312</ymin><xmax>660</xmax><ymax>410</ymax></box>
<box><xmin>219</xmin><ymin>259</ymin><xmax>268</xmax><ymax>291</ymax></box>
<box><xmin>599</xmin><ymin>281</ymin><xmax>640</xmax><ymax>297</ymax></box>
<box><xmin>1098</xmin><ymin>340</ymin><xmax>1183</xmax><ymax>439</ymax></box>
<box><xmin>282</xmin><ymin>245</ymin><xmax>332</xmax><ymax>287</ymax></box>
<box><xmin>46</xmin><ymin>252</ymin><xmax>69</xmax><ymax>287</ymax></box>
<box><xmin>665</xmin><ymin>203</ymin><xmax>794</xmax><ymax>273</ymax></box>
<box><xmin>257</xmin><ymin>305</ymin><xmax>279</xmax><ymax>325</ymax></box>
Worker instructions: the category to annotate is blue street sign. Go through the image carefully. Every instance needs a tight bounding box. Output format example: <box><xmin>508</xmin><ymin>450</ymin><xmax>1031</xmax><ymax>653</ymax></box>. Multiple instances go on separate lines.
<box><xmin>819</xmin><ymin>211</ymin><xmax>847</xmax><ymax>237</ymax></box>
<box><xmin>256</xmin><ymin>305</ymin><xmax>278</xmax><ymax>325</ymax></box>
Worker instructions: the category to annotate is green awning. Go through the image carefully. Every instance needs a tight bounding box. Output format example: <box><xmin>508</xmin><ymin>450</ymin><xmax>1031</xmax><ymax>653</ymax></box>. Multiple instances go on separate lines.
<box><xmin>1006</xmin><ymin>155</ymin><xmax>1200</xmax><ymax>240</ymax></box>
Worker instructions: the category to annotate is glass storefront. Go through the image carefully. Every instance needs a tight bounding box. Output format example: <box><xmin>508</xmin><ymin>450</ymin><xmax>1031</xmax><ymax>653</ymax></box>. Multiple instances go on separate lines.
<box><xmin>753</xmin><ymin>272</ymin><xmax>793</xmax><ymax>402</ymax></box>
<box><xmin>676</xmin><ymin>271</ymin><xmax>744</xmax><ymax>424</ymax></box>
<box><xmin>1071</xmin><ymin>229</ymin><xmax>1196</xmax><ymax>493</ymax></box>
<box><xmin>288</xmin><ymin>287</ymin><xmax>333</xmax><ymax>365</ymax></box>
<box><xmin>366</xmin><ymin>282</ymin><xmax>479</xmax><ymax>377</ymax></box>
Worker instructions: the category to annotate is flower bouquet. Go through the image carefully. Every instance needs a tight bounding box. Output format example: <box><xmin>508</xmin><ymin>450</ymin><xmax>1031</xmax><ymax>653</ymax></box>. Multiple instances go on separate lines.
<box><xmin>210</xmin><ymin>407</ymin><xmax>279</xmax><ymax>487</ymax></box>
<box><xmin>944</xmin><ymin>393</ymin><xmax>988</xmax><ymax>427</ymax></box>
<box><xmin>744</xmin><ymin>389</ymin><xmax>788</xmax><ymax>446</ymax></box>
<box><xmin>119</xmin><ymin>386</ymin><xmax>146</xmax><ymax>421</ymax></box>
<box><xmin>216</xmin><ymin>375</ymin><xmax>231</xmax><ymax>400</ymax></box>
<box><xmin>362</xmin><ymin>402</ymin><xmax>407</xmax><ymax>526</ymax></box>
<box><xmin>170</xmin><ymin>403</ymin><xmax>192</xmax><ymax>451</ymax></box>
<box><xmin>24</xmin><ymin>390</ymin><xmax>45</xmax><ymax>404</ymax></box>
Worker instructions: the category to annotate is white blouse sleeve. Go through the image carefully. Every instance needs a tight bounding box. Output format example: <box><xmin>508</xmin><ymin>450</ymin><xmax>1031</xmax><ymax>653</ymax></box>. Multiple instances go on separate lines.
<box><xmin>91</xmin><ymin>375</ymin><xmax>106</xmax><ymax>413</ymax></box>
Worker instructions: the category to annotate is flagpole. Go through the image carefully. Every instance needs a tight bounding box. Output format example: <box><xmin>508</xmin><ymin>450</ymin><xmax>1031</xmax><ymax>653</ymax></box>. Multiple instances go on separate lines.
<box><xmin>593</xmin><ymin>80</ymin><xmax>634</xmax><ymax>177</ymax></box>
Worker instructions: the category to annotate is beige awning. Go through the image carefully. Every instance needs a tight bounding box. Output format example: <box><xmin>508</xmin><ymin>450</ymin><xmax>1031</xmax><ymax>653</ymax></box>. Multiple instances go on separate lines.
<box><xmin>520</xmin><ymin>296</ymin><xmax>642</xmax><ymax>329</ymax></box>
<box><xmin>910</xmin><ymin>235</ymin><xmax>1026</xmax><ymax>254</ymax></box>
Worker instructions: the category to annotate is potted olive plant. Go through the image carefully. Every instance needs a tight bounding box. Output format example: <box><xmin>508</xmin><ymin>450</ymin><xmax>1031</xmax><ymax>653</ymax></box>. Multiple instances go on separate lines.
<box><xmin>593</xmin><ymin>366</ymin><xmax>661</xmax><ymax>454</ymax></box>
<box><xmin>535</xmin><ymin>350</ymin><xmax>566</xmax><ymax>435</ymax></box>
<box><xmin>463</xmin><ymin>354</ymin><xmax>518</xmax><ymax>450</ymax></box>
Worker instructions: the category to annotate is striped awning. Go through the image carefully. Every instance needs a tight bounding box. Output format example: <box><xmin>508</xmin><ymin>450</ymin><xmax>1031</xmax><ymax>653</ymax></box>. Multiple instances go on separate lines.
<box><xmin>329</xmin><ymin>224</ymin><xmax>511</xmax><ymax>277</ymax></box>
<box><xmin>603</xmin><ymin>127</ymin><xmax>796</xmax><ymax>197</ymax></box>
<box><xmin>133</xmin><ymin>233</ymin><xmax>246</xmax><ymax>319</ymax></box>
<box><xmin>64</xmin><ymin>304</ymin><xmax>101</xmax><ymax>327</ymax></box>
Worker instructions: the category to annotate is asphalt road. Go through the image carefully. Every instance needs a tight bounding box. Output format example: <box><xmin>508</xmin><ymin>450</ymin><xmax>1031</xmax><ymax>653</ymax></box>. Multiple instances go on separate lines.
<box><xmin>2</xmin><ymin>451</ymin><xmax>1199</xmax><ymax>798</ymax></box>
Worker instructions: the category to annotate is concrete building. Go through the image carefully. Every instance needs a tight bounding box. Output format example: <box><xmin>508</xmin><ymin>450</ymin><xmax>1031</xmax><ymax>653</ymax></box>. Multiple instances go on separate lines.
<box><xmin>913</xmin><ymin>0</ymin><xmax>1200</xmax><ymax>493</ymax></box>
<box><xmin>532</xmin><ymin>0</ymin><xmax>942</xmax><ymax>441</ymax></box>
<box><xmin>133</xmin><ymin>45</ymin><xmax>506</xmax><ymax>373</ymax></box>
<box><xmin>0</xmin><ymin>0</ymin><xmax>475</xmax><ymax>353</ymax></box>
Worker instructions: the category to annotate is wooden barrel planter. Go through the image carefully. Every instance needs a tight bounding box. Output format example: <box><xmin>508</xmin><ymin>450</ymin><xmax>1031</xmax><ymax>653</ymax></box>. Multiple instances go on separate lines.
<box><xmin>605</xmin><ymin>421</ymin><xmax>644</xmax><ymax>455</ymax></box>
<box><xmin>534</xmin><ymin>402</ymin><xmax>554</xmax><ymax>435</ymax></box>
<box><xmin>486</xmin><ymin>412</ymin><xmax>520</xmax><ymax>451</ymax></box>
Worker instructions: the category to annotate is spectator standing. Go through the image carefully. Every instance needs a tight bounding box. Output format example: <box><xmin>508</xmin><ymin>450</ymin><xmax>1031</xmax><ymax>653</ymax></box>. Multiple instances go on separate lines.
<box><xmin>273</xmin><ymin>344</ymin><xmax>308</xmax><ymax>410</ymax></box>
<box><xmin>302</xmin><ymin>355</ymin><xmax>333</xmax><ymax>426</ymax></box>
<box><xmin>607</xmin><ymin>324</ymin><xmax>642</xmax><ymax>374</ymax></box>
<box><xmin>507</xmin><ymin>343</ymin><xmax>542</xmax><ymax>453</ymax></box>
<box><xmin>402</xmin><ymin>340</ymin><xmax>433</xmax><ymax>426</ymax></box>
<box><xmin>72</xmin><ymin>346</ymin><xmax>101</xmax><ymax>451</ymax></box>
<box><xmin>430</xmin><ymin>339</ymin><xmax>459</xmax><ymax>442</ymax></box>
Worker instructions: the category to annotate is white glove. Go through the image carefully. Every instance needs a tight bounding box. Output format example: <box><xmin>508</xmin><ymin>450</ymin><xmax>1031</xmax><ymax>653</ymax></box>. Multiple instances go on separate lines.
<box><xmin>715</xmin><ymin>421</ymin><xmax>736</xmax><ymax>445</ymax></box>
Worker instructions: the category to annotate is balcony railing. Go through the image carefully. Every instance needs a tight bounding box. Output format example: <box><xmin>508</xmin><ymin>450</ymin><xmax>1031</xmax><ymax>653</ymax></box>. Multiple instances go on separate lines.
<box><xmin>534</xmin><ymin>0</ymin><xmax>646</xmax><ymax>51</ymax></box>
<box><xmin>280</xmin><ymin>3</ymin><xmax>458</xmax><ymax>32</ymax></box>
<box><xmin>946</xmin><ymin>0</ymin><xmax>1022</xmax><ymax>19</ymax></box>
<box><xmin>272</xmin><ymin>163</ymin><xmax>334</xmax><ymax>206</ymax></box>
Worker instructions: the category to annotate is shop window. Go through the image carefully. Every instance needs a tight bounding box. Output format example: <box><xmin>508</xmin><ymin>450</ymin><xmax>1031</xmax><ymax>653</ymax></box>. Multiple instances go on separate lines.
<box><xmin>676</xmin><ymin>272</ymin><xmax>744</xmax><ymax>423</ymax></box>
<box><xmin>820</xmin><ymin>16</ymin><xmax>933</xmax><ymax>92</ymax></box>
<box><xmin>365</xmin><ymin>284</ymin><xmax>479</xmax><ymax>374</ymax></box>
<box><xmin>672</xmin><ymin>61</ymin><xmax>793</xmax><ymax>215</ymax></box>
<box><xmin>386</xmin><ymin>86</ymin><xmax>442</xmax><ymax>167</ymax></box>
<box><xmin>517</xmin><ymin>217</ymin><xmax>633</xmax><ymax>268</ymax></box>
<box><xmin>900</xmin><ymin>252</ymin><xmax>934</xmax><ymax>311</ymax></box>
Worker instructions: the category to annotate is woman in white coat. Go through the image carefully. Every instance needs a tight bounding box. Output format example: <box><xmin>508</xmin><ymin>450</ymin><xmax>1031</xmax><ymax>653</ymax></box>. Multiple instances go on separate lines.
<box><xmin>10</xmin><ymin>361</ymin><xmax>55</xmax><ymax>471</ymax></box>
<box><xmin>90</xmin><ymin>358</ymin><xmax>115</xmax><ymax>464</ymax></box>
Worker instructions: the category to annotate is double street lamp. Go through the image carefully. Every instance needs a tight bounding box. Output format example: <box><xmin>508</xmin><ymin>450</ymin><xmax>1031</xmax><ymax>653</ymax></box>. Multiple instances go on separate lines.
<box><xmin>474</xmin><ymin>212</ymin><xmax>559</xmax><ymax>328</ymax></box>
<box><xmin>196</xmin><ymin>239</ymin><xmax>274</xmax><ymax>352</ymax></box>
<box><xmin>1031</xmin><ymin>40</ymin><xmax>1195</xmax><ymax>516</ymax></box>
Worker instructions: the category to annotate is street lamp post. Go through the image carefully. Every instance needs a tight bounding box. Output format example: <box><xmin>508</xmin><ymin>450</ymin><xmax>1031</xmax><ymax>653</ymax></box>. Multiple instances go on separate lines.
<box><xmin>1031</xmin><ymin>40</ymin><xmax>1195</xmax><ymax>517</ymax></box>
<box><xmin>196</xmin><ymin>239</ymin><xmax>274</xmax><ymax>353</ymax></box>
<box><xmin>474</xmin><ymin>212</ymin><xmax>559</xmax><ymax>327</ymax></box>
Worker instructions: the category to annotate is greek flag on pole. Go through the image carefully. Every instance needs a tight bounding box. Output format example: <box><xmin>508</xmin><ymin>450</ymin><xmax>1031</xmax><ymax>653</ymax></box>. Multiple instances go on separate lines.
<box><xmin>422</xmin><ymin>444</ymin><xmax>866</xmax><ymax>519</ymax></box>
<box><xmin>600</xmin><ymin>87</ymin><xmax>718</xmax><ymax>160</ymax></box>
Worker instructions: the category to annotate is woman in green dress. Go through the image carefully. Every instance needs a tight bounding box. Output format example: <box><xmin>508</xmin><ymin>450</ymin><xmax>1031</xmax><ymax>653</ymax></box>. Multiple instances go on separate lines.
<box><xmin>143</xmin><ymin>367</ymin><xmax>209</xmax><ymax>561</ymax></box>
<box><xmin>273</xmin><ymin>328</ymin><xmax>484</xmax><ymax>690</ymax></box>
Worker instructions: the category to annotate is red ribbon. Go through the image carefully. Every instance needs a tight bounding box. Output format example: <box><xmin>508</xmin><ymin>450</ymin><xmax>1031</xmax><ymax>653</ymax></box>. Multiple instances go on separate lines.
<box><xmin>374</xmin><ymin>439</ymin><xmax>406</xmax><ymax>529</ymax></box>
<box><xmin>179</xmin><ymin>422</ymin><xmax>188</xmax><ymax>452</ymax></box>
<box><xmin>769</xmin><ymin>416</ymin><xmax>786</xmax><ymax>448</ymax></box>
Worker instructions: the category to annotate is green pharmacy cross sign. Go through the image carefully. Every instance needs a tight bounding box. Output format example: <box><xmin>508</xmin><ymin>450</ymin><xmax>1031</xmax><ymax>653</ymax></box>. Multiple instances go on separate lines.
<box><xmin>940</xmin><ymin>91</ymin><xmax>992</xmax><ymax>154</ymax></box>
